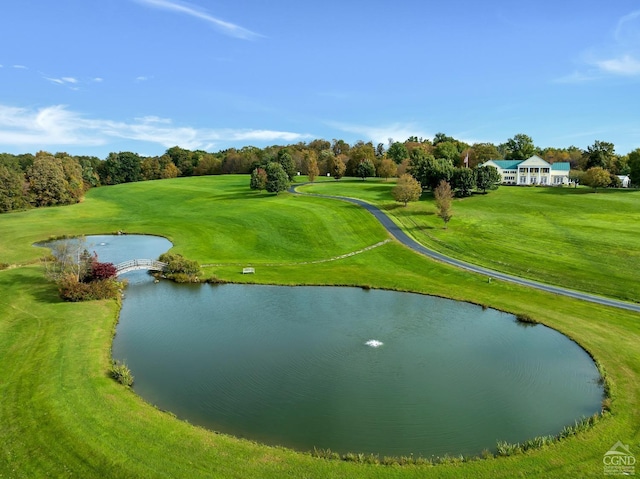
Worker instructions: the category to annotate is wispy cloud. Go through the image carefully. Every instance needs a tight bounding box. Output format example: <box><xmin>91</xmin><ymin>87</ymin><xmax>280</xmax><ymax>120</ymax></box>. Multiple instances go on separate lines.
<box><xmin>0</xmin><ymin>104</ymin><xmax>310</xmax><ymax>151</ymax></box>
<box><xmin>135</xmin><ymin>76</ymin><xmax>149</xmax><ymax>82</ymax></box>
<box><xmin>329</xmin><ymin>121</ymin><xmax>433</xmax><ymax>145</ymax></box>
<box><xmin>13</xmin><ymin>65</ymin><xmax>27</xmax><ymax>69</ymax></box>
<box><xmin>553</xmin><ymin>70</ymin><xmax>602</xmax><ymax>84</ymax></box>
<box><xmin>615</xmin><ymin>10</ymin><xmax>640</xmax><ymax>43</ymax></box>
<box><xmin>44</xmin><ymin>76</ymin><xmax>79</xmax><ymax>86</ymax></box>
<box><xmin>557</xmin><ymin>9</ymin><xmax>640</xmax><ymax>81</ymax></box>
<box><xmin>596</xmin><ymin>54</ymin><xmax>640</xmax><ymax>76</ymax></box>
<box><xmin>133</xmin><ymin>0</ymin><xmax>262</xmax><ymax>40</ymax></box>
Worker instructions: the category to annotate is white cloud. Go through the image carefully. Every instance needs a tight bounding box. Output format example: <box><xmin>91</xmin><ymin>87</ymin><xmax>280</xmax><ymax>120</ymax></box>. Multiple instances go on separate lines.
<box><xmin>553</xmin><ymin>70</ymin><xmax>602</xmax><ymax>84</ymax></box>
<box><xmin>135</xmin><ymin>76</ymin><xmax>149</xmax><ymax>82</ymax></box>
<box><xmin>0</xmin><ymin>104</ymin><xmax>311</xmax><ymax>151</ymax></box>
<box><xmin>133</xmin><ymin>0</ymin><xmax>262</xmax><ymax>40</ymax></box>
<box><xmin>93</xmin><ymin>77</ymin><xmax>104</xmax><ymax>83</ymax></box>
<box><xmin>13</xmin><ymin>65</ymin><xmax>27</xmax><ymax>69</ymax></box>
<box><xmin>560</xmin><ymin>10</ymin><xmax>640</xmax><ymax>80</ymax></box>
<box><xmin>329</xmin><ymin>121</ymin><xmax>433</xmax><ymax>146</ymax></box>
<box><xmin>596</xmin><ymin>54</ymin><xmax>640</xmax><ymax>76</ymax></box>
<box><xmin>615</xmin><ymin>10</ymin><xmax>640</xmax><ymax>43</ymax></box>
<box><xmin>45</xmin><ymin>76</ymin><xmax>80</xmax><ymax>86</ymax></box>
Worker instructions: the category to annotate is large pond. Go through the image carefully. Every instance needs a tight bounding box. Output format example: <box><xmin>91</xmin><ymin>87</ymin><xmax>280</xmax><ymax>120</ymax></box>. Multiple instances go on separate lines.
<box><xmin>49</xmin><ymin>236</ymin><xmax>604</xmax><ymax>458</ymax></box>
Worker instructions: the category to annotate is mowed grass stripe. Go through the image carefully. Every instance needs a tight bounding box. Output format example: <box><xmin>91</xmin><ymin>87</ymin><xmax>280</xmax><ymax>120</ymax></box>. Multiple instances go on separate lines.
<box><xmin>302</xmin><ymin>180</ymin><xmax>640</xmax><ymax>302</ymax></box>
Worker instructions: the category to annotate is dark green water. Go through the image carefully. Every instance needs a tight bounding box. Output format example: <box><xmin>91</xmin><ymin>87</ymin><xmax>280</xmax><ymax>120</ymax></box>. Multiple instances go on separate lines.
<box><xmin>112</xmin><ymin>280</ymin><xmax>603</xmax><ymax>458</ymax></box>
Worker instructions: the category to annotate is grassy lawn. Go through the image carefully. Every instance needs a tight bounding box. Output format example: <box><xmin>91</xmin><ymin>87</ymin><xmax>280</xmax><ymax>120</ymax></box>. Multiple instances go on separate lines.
<box><xmin>301</xmin><ymin>179</ymin><xmax>640</xmax><ymax>303</ymax></box>
<box><xmin>1</xmin><ymin>175</ymin><xmax>639</xmax><ymax>478</ymax></box>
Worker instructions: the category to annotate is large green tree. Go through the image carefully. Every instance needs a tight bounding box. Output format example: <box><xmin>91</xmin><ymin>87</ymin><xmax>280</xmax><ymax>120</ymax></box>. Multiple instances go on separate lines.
<box><xmin>471</xmin><ymin>143</ymin><xmax>503</xmax><ymax>165</ymax></box>
<box><xmin>628</xmin><ymin>148</ymin><xmax>640</xmax><ymax>187</ymax></box>
<box><xmin>265</xmin><ymin>162</ymin><xmax>289</xmax><ymax>194</ymax></box>
<box><xmin>452</xmin><ymin>167</ymin><xmax>476</xmax><ymax>197</ymax></box>
<box><xmin>584</xmin><ymin>141</ymin><xmax>615</xmax><ymax>170</ymax></box>
<box><xmin>347</xmin><ymin>141</ymin><xmax>376</xmax><ymax>176</ymax></box>
<box><xmin>475</xmin><ymin>165</ymin><xmax>501</xmax><ymax>193</ymax></box>
<box><xmin>277</xmin><ymin>150</ymin><xmax>297</xmax><ymax>180</ymax></box>
<box><xmin>387</xmin><ymin>142</ymin><xmax>409</xmax><ymax>164</ymax></box>
<box><xmin>433</xmin><ymin>141</ymin><xmax>461</xmax><ymax>165</ymax></box>
<box><xmin>98</xmin><ymin>152</ymin><xmax>142</xmax><ymax>185</ymax></box>
<box><xmin>409</xmin><ymin>149</ymin><xmax>454</xmax><ymax>190</ymax></box>
<box><xmin>356</xmin><ymin>159</ymin><xmax>376</xmax><ymax>180</ymax></box>
<box><xmin>166</xmin><ymin>146</ymin><xmax>196</xmax><ymax>176</ymax></box>
<box><xmin>250</xmin><ymin>167</ymin><xmax>267</xmax><ymax>191</ymax></box>
<box><xmin>503</xmin><ymin>133</ymin><xmax>536</xmax><ymax>161</ymax></box>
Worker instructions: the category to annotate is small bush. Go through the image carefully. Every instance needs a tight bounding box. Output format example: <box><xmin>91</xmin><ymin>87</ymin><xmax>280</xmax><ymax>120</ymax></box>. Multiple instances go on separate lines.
<box><xmin>496</xmin><ymin>441</ymin><xmax>522</xmax><ymax>457</ymax></box>
<box><xmin>87</xmin><ymin>278</ymin><xmax>122</xmax><ymax>299</ymax></box>
<box><xmin>88</xmin><ymin>261</ymin><xmax>117</xmax><ymax>281</ymax></box>
<box><xmin>159</xmin><ymin>253</ymin><xmax>200</xmax><ymax>275</ymax></box>
<box><xmin>0</xmin><ymin>263</ymin><xmax>9</xmax><ymax>270</ymax></box>
<box><xmin>58</xmin><ymin>274</ymin><xmax>121</xmax><ymax>301</ymax></box>
<box><xmin>110</xmin><ymin>360</ymin><xmax>134</xmax><ymax>386</ymax></box>
<box><xmin>515</xmin><ymin>313</ymin><xmax>539</xmax><ymax>325</ymax></box>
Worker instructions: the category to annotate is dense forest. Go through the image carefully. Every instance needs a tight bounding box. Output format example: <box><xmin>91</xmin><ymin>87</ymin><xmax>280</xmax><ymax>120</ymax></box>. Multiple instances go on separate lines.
<box><xmin>1</xmin><ymin>133</ymin><xmax>639</xmax><ymax>213</ymax></box>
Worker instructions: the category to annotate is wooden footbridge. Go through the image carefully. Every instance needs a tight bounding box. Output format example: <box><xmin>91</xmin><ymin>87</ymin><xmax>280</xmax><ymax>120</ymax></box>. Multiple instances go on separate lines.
<box><xmin>114</xmin><ymin>259</ymin><xmax>167</xmax><ymax>276</ymax></box>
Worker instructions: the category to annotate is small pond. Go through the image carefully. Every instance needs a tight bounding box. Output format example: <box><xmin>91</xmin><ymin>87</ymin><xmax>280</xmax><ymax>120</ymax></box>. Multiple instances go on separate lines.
<box><xmin>44</xmin><ymin>236</ymin><xmax>604</xmax><ymax>458</ymax></box>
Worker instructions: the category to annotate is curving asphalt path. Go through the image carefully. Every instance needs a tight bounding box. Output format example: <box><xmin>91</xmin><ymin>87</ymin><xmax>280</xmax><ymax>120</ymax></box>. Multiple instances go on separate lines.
<box><xmin>290</xmin><ymin>184</ymin><xmax>640</xmax><ymax>313</ymax></box>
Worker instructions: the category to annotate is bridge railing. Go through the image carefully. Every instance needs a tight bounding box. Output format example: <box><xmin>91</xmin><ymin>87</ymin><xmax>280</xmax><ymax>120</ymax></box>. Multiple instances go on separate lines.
<box><xmin>114</xmin><ymin>259</ymin><xmax>167</xmax><ymax>276</ymax></box>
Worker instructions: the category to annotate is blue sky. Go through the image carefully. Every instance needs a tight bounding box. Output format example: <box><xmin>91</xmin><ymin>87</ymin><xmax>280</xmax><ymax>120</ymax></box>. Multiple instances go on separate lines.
<box><xmin>1</xmin><ymin>0</ymin><xmax>639</xmax><ymax>157</ymax></box>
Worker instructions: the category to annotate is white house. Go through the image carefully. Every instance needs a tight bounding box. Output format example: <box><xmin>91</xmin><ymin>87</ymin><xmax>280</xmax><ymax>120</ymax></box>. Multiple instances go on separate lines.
<box><xmin>617</xmin><ymin>175</ymin><xmax>631</xmax><ymax>188</ymax></box>
<box><xmin>480</xmin><ymin>155</ymin><xmax>571</xmax><ymax>186</ymax></box>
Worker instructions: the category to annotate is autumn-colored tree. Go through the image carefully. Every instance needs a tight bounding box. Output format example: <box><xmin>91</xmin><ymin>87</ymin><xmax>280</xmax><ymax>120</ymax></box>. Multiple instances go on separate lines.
<box><xmin>88</xmin><ymin>261</ymin><xmax>117</xmax><ymax>281</ymax></box>
<box><xmin>434</xmin><ymin>180</ymin><xmax>454</xmax><ymax>228</ymax></box>
<box><xmin>331</xmin><ymin>156</ymin><xmax>346</xmax><ymax>181</ymax></box>
<box><xmin>392</xmin><ymin>174</ymin><xmax>422</xmax><ymax>206</ymax></box>
<box><xmin>377</xmin><ymin>158</ymin><xmax>397</xmax><ymax>181</ymax></box>
<box><xmin>0</xmin><ymin>165</ymin><xmax>27</xmax><ymax>212</ymax></box>
<box><xmin>193</xmin><ymin>154</ymin><xmax>222</xmax><ymax>176</ymax></box>
<box><xmin>305</xmin><ymin>152</ymin><xmax>319</xmax><ymax>182</ymax></box>
<box><xmin>26</xmin><ymin>156</ymin><xmax>71</xmax><ymax>207</ymax></box>
<box><xmin>583</xmin><ymin>167</ymin><xmax>611</xmax><ymax>192</ymax></box>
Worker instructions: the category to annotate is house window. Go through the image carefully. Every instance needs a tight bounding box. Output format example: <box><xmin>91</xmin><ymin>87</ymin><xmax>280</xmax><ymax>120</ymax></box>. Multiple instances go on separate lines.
<box><xmin>520</xmin><ymin>176</ymin><xmax>526</xmax><ymax>184</ymax></box>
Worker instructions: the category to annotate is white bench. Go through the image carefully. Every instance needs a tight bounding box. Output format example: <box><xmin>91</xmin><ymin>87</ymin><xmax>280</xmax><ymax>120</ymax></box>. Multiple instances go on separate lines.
<box><xmin>242</xmin><ymin>267</ymin><xmax>255</xmax><ymax>274</ymax></box>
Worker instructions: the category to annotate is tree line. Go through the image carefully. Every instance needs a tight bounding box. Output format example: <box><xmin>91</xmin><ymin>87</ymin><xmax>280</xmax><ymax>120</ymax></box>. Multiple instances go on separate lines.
<box><xmin>1</xmin><ymin>134</ymin><xmax>639</xmax><ymax>213</ymax></box>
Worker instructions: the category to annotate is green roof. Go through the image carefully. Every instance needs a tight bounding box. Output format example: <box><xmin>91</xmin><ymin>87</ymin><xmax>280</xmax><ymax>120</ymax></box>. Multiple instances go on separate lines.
<box><xmin>489</xmin><ymin>160</ymin><xmax>522</xmax><ymax>170</ymax></box>
<box><xmin>488</xmin><ymin>159</ymin><xmax>571</xmax><ymax>172</ymax></box>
